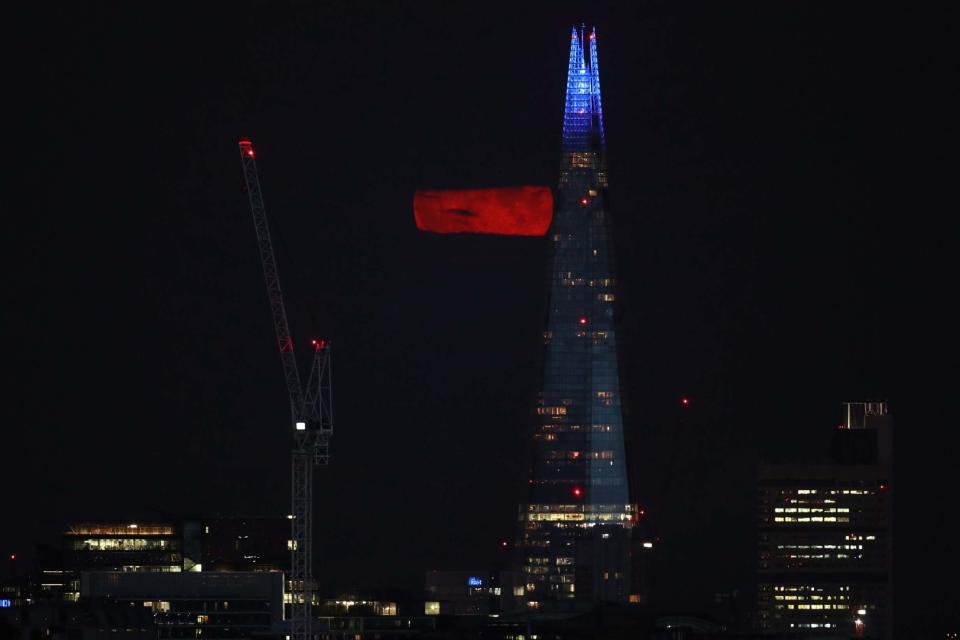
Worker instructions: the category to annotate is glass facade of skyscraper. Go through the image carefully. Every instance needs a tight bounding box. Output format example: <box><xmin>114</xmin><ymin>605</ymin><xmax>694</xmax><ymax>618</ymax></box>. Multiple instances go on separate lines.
<box><xmin>519</xmin><ymin>26</ymin><xmax>637</xmax><ymax>606</ymax></box>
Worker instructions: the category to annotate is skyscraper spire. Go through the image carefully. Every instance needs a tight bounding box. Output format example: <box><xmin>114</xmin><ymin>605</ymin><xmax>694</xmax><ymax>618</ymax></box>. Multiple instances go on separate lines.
<box><xmin>562</xmin><ymin>26</ymin><xmax>605</xmax><ymax>154</ymax></box>
<box><xmin>519</xmin><ymin>26</ymin><xmax>636</xmax><ymax>608</ymax></box>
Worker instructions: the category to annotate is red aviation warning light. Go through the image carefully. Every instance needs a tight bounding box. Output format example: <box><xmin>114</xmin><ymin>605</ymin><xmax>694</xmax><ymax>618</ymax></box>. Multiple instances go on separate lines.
<box><xmin>310</xmin><ymin>339</ymin><xmax>326</xmax><ymax>351</ymax></box>
<box><xmin>681</xmin><ymin>397</ymin><xmax>690</xmax><ymax>406</ymax></box>
<box><xmin>572</xmin><ymin>486</ymin><xmax>583</xmax><ymax>498</ymax></box>
<box><xmin>239</xmin><ymin>139</ymin><xmax>255</xmax><ymax>158</ymax></box>
<box><xmin>580</xmin><ymin>196</ymin><xmax>589</xmax><ymax>206</ymax></box>
<box><xmin>579</xmin><ymin>316</ymin><xmax>588</xmax><ymax>326</ymax></box>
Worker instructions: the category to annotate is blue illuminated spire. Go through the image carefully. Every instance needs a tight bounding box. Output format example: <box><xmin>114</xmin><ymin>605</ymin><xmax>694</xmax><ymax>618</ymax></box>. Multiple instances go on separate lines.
<box><xmin>588</xmin><ymin>27</ymin><xmax>605</xmax><ymax>147</ymax></box>
<box><xmin>562</xmin><ymin>26</ymin><xmax>605</xmax><ymax>153</ymax></box>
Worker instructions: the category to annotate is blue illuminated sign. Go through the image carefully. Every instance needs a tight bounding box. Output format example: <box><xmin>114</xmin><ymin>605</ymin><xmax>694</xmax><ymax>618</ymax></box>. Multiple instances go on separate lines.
<box><xmin>0</xmin><ymin>599</ymin><xmax>11</xmax><ymax>608</ymax></box>
<box><xmin>467</xmin><ymin>576</ymin><xmax>483</xmax><ymax>587</ymax></box>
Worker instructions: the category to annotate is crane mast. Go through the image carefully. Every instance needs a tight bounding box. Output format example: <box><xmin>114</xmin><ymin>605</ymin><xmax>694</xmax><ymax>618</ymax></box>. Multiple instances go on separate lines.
<box><xmin>238</xmin><ymin>139</ymin><xmax>332</xmax><ymax>640</ymax></box>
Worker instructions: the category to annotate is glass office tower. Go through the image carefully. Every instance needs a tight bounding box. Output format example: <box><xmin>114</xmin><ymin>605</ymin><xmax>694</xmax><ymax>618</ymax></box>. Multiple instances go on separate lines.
<box><xmin>519</xmin><ymin>26</ymin><xmax>637</xmax><ymax>607</ymax></box>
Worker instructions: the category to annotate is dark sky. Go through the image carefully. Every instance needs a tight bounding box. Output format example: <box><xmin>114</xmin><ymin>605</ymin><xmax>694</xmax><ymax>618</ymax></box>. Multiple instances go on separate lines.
<box><xmin>6</xmin><ymin>1</ymin><xmax>959</xmax><ymax>633</ymax></box>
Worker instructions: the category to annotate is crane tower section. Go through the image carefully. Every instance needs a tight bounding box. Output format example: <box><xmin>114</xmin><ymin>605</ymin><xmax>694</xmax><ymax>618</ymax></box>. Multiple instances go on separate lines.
<box><xmin>238</xmin><ymin>139</ymin><xmax>333</xmax><ymax>640</ymax></box>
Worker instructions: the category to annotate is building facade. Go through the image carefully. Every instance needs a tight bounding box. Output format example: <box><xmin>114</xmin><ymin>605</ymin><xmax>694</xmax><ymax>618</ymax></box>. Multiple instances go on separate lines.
<box><xmin>518</xmin><ymin>26</ymin><xmax>638</xmax><ymax>608</ymax></box>
<box><xmin>757</xmin><ymin>402</ymin><xmax>893</xmax><ymax>638</ymax></box>
<box><xmin>81</xmin><ymin>571</ymin><xmax>283</xmax><ymax>640</ymax></box>
<box><xmin>424</xmin><ymin>570</ymin><xmax>525</xmax><ymax>616</ymax></box>
<box><xmin>41</xmin><ymin>523</ymin><xmax>188</xmax><ymax>602</ymax></box>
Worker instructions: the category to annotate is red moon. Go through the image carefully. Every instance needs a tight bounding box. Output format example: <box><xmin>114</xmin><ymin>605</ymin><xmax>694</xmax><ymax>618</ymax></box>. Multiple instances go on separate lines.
<box><xmin>414</xmin><ymin>186</ymin><xmax>553</xmax><ymax>236</ymax></box>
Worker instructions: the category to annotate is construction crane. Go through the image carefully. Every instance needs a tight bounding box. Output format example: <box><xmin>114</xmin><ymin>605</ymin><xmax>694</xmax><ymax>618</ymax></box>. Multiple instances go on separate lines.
<box><xmin>238</xmin><ymin>138</ymin><xmax>332</xmax><ymax>640</ymax></box>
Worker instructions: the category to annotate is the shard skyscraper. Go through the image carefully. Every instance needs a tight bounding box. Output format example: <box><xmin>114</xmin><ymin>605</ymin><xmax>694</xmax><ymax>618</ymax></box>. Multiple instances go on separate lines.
<box><xmin>519</xmin><ymin>25</ymin><xmax>638</xmax><ymax>607</ymax></box>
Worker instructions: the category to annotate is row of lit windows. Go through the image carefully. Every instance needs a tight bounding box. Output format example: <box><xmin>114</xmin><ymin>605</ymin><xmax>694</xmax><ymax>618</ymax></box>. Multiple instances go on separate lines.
<box><xmin>774</xmin><ymin>507</ymin><xmax>850</xmax><ymax>513</ymax></box>
<box><xmin>795</xmin><ymin>489</ymin><xmax>874</xmax><ymax>495</ymax></box>
<box><xmin>527</xmin><ymin>512</ymin><xmax>632</xmax><ymax>523</ymax></box>
<box><xmin>557</xmin><ymin>277</ymin><xmax>615</xmax><ymax>287</ymax></box>
<box><xmin>525</xmin><ymin>521</ymin><xmax>625</xmax><ymax>530</ymax></box>
<box><xmin>546</xmin><ymin>450</ymin><xmax>614</xmax><ymax>460</ymax></box>
<box><xmin>527</xmin><ymin>504</ymin><xmax>634</xmax><ymax>513</ymax></box>
<box><xmin>526</xmin><ymin>477</ymin><xmax>624</xmax><ymax>486</ymax></box>
<box><xmin>540</xmin><ymin>423</ymin><xmax>615</xmax><ymax>432</ymax></box>
<box><xmin>72</xmin><ymin>539</ymin><xmax>173</xmax><ymax>551</ymax></box>
<box><xmin>538</xmin><ymin>406</ymin><xmax>567</xmax><ymax>416</ymax></box>
<box><xmin>779</xmin><ymin>604</ymin><xmax>849</xmax><ymax>610</ymax></box>
<box><xmin>68</xmin><ymin>525</ymin><xmax>174</xmax><ymax>536</ymax></box>
<box><xmin>773</xmin><ymin>586</ymin><xmax>852</xmax><ymax>593</ymax></box>
<box><xmin>775</xmin><ymin>594</ymin><xmax>849</xmax><ymax>602</ymax></box>
<box><xmin>778</xmin><ymin>544</ymin><xmax>863</xmax><ymax>550</ymax></box>
<box><xmin>774</xmin><ymin>516</ymin><xmax>850</xmax><ymax>523</ymax></box>
<box><xmin>784</xmin><ymin>553</ymin><xmax>862</xmax><ymax>560</ymax></box>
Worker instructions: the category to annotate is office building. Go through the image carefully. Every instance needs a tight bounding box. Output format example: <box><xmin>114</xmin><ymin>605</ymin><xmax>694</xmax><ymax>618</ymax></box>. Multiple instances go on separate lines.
<box><xmin>39</xmin><ymin>523</ymin><xmax>188</xmax><ymax>602</ymax></box>
<box><xmin>757</xmin><ymin>402</ymin><xmax>893</xmax><ymax>638</ymax></box>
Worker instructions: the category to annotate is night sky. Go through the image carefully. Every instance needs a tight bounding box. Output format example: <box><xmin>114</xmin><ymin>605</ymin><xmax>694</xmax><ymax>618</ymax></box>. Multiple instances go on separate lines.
<box><xmin>6</xmin><ymin>2</ymin><xmax>959</xmax><ymax>634</ymax></box>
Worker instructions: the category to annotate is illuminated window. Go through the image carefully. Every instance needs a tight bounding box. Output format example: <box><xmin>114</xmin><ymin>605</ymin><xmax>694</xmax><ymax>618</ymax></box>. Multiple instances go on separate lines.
<box><xmin>537</xmin><ymin>406</ymin><xmax>567</xmax><ymax>416</ymax></box>
<box><xmin>424</xmin><ymin>601</ymin><xmax>440</xmax><ymax>615</ymax></box>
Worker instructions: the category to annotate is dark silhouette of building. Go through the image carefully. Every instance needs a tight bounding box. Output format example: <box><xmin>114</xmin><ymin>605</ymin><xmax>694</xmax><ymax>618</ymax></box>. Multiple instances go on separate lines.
<box><xmin>518</xmin><ymin>25</ymin><xmax>639</xmax><ymax>608</ymax></box>
<box><xmin>201</xmin><ymin>517</ymin><xmax>290</xmax><ymax>573</ymax></box>
<box><xmin>757</xmin><ymin>402</ymin><xmax>892</xmax><ymax>638</ymax></box>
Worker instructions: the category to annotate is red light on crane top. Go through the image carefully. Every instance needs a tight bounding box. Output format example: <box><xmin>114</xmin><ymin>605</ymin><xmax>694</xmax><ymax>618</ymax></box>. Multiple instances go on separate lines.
<box><xmin>239</xmin><ymin>139</ymin><xmax>255</xmax><ymax>158</ymax></box>
<box><xmin>9</xmin><ymin>554</ymin><xmax>15</xmax><ymax>561</ymax></box>
<box><xmin>681</xmin><ymin>397</ymin><xmax>690</xmax><ymax>406</ymax></box>
<box><xmin>579</xmin><ymin>317</ymin><xmax>588</xmax><ymax>326</ymax></box>
<box><xmin>572</xmin><ymin>487</ymin><xmax>583</xmax><ymax>498</ymax></box>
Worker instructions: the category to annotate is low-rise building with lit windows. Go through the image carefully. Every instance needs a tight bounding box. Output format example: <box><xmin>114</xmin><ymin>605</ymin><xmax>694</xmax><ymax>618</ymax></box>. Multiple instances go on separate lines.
<box><xmin>757</xmin><ymin>402</ymin><xmax>892</xmax><ymax>638</ymax></box>
<box><xmin>57</xmin><ymin>522</ymin><xmax>188</xmax><ymax>601</ymax></box>
<box><xmin>424</xmin><ymin>570</ymin><xmax>526</xmax><ymax>616</ymax></box>
<box><xmin>81</xmin><ymin>571</ymin><xmax>282</xmax><ymax>640</ymax></box>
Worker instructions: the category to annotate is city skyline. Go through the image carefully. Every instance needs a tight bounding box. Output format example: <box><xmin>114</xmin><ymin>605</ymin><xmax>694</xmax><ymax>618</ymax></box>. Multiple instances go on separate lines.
<box><xmin>5</xmin><ymin>3</ymin><xmax>959</xmax><ymax>637</ymax></box>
